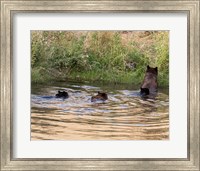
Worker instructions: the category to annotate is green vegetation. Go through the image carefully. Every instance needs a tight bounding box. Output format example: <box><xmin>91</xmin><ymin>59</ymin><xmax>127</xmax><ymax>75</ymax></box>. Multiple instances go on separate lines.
<box><xmin>31</xmin><ymin>31</ymin><xmax>169</xmax><ymax>87</ymax></box>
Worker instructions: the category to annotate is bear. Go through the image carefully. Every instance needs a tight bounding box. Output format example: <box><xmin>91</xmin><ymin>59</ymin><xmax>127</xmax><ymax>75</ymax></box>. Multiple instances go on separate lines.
<box><xmin>140</xmin><ymin>65</ymin><xmax>158</xmax><ymax>95</ymax></box>
<box><xmin>55</xmin><ymin>90</ymin><xmax>69</xmax><ymax>99</ymax></box>
<box><xmin>91</xmin><ymin>92</ymin><xmax>108</xmax><ymax>102</ymax></box>
<box><xmin>140</xmin><ymin>87</ymin><xmax>150</xmax><ymax>97</ymax></box>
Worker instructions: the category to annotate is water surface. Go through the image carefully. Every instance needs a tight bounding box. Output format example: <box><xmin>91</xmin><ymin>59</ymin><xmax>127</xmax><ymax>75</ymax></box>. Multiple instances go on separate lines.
<box><xmin>31</xmin><ymin>82</ymin><xmax>169</xmax><ymax>140</ymax></box>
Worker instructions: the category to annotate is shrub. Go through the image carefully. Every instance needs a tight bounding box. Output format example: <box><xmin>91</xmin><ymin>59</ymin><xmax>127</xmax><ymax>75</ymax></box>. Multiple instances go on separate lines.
<box><xmin>31</xmin><ymin>31</ymin><xmax>169</xmax><ymax>86</ymax></box>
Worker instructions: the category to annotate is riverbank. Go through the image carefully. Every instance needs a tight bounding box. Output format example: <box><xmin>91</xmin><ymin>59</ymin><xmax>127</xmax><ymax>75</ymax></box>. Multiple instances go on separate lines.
<box><xmin>31</xmin><ymin>31</ymin><xmax>169</xmax><ymax>87</ymax></box>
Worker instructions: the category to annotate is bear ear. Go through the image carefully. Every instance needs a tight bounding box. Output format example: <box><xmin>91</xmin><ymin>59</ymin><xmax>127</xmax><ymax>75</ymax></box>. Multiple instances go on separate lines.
<box><xmin>98</xmin><ymin>91</ymin><xmax>100</xmax><ymax>94</ymax></box>
<box><xmin>155</xmin><ymin>67</ymin><xmax>158</xmax><ymax>71</ymax></box>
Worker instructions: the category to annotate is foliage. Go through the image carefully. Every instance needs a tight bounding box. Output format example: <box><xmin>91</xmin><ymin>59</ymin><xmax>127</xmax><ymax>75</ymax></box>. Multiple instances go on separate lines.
<box><xmin>31</xmin><ymin>31</ymin><xmax>169</xmax><ymax>87</ymax></box>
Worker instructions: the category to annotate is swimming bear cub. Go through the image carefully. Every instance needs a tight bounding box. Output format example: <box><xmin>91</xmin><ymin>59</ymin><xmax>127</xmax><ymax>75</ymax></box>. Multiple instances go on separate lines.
<box><xmin>140</xmin><ymin>88</ymin><xmax>150</xmax><ymax>96</ymax></box>
<box><xmin>91</xmin><ymin>92</ymin><xmax>108</xmax><ymax>102</ymax></box>
<box><xmin>140</xmin><ymin>65</ymin><xmax>158</xmax><ymax>95</ymax></box>
<box><xmin>55</xmin><ymin>91</ymin><xmax>69</xmax><ymax>98</ymax></box>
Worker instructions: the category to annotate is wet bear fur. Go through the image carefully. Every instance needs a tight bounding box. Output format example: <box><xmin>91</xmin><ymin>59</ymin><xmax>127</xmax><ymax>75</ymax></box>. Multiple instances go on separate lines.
<box><xmin>91</xmin><ymin>92</ymin><xmax>108</xmax><ymax>102</ymax></box>
<box><xmin>140</xmin><ymin>88</ymin><xmax>150</xmax><ymax>96</ymax></box>
<box><xmin>55</xmin><ymin>90</ymin><xmax>69</xmax><ymax>98</ymax></box>
<box><xmin>140</xmin><ymin>65</ymin><xmax>158</xmax><ymax>95</ymax></box>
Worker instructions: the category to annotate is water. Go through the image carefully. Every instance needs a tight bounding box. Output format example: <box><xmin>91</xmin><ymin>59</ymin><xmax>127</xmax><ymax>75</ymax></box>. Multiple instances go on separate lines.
<box><xmin>31</xmin><ymin>82</ymin><xmax>169</xmax><ymax>140</ymax></box>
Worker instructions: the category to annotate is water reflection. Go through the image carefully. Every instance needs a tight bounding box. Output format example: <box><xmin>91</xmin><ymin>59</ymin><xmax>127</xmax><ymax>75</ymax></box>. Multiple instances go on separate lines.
<box><xmin>31</xmin><ymin>82</ymin><xmax>169</xmax><ymax>140</ymax></box>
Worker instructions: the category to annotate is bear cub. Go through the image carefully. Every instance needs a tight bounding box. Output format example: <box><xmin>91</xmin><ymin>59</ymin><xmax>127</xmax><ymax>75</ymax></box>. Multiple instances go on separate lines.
<box><xmin>91</xmin><ymin>92</ymin><xmax>108</xmax><ymax>102</ymax></box>
<box><xmin>55</xmin><ymin>90</ymin><xmax>69</xmax><ymax>99</ymax></box>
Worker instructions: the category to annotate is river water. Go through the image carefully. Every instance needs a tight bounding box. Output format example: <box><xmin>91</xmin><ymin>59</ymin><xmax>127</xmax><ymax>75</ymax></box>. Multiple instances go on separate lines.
<box><xmin>31</xmin><ymin>82</ymin><xmax>169</xmax><ymax>140</ymax></box>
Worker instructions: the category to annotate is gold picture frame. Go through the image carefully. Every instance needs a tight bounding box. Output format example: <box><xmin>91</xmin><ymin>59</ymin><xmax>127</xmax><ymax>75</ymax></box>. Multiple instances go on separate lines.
<box><xmin>1</xmin><ymin>0</ymin><xmax>199</xmax><ymax>170</ymax></box>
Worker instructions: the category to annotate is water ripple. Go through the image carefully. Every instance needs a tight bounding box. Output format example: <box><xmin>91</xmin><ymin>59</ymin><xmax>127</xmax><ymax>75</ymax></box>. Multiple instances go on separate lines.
<box><xmin>31</xmin><ymin>83</ymin><xmax>169</xmax><ymax>140</ymax></box>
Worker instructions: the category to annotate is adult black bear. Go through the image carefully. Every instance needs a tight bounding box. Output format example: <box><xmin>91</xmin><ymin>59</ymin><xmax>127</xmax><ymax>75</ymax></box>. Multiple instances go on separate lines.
<box><xmin>140</xmin><ymin>65</ymin><xmax>158</xmax><ymax>96</ymax></box>
<box><xmin>91</xmin><ymin>92</ymin><xmax>108</xmax><ymax>102</ymax></box>
<box><xmin>55</xmin><ymin>91</ymin><xmax>69</xmax><ymax>99</ymax></box>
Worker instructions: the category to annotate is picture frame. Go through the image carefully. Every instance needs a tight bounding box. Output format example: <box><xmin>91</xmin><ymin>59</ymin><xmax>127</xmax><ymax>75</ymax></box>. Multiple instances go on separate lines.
<box><xmin>0</xmin><ymin>0</ymin><xmax>199</xmax><ymax>170</ymax></box>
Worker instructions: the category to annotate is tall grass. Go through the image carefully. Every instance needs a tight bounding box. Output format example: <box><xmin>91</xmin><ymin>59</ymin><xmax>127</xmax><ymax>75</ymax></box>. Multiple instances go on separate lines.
<box><xmin>31</xmin><ymin>31</ymin><xmax>169</xmax><ymax>87</ymax></box>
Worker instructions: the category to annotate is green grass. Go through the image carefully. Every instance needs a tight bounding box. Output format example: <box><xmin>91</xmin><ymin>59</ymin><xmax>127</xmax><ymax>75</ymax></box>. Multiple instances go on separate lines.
<box><xmin>31</xmin><ymin>31</ymin><xmax>169</xmax><ymax>87</ymax></box>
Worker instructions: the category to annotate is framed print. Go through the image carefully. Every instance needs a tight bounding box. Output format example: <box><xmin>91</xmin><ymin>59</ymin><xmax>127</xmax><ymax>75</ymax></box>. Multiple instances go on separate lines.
<box><xmin>0</xmin><ymin>0</ymin><xmax>199</xmax><ymax>170</ymax></box>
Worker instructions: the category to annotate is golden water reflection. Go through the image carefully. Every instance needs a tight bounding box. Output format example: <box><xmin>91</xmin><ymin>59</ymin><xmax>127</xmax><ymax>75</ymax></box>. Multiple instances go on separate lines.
<box><xmin>31</xmin><ymin>83</ymin><xmax>169</xmax><ymax>140</ymax></box>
